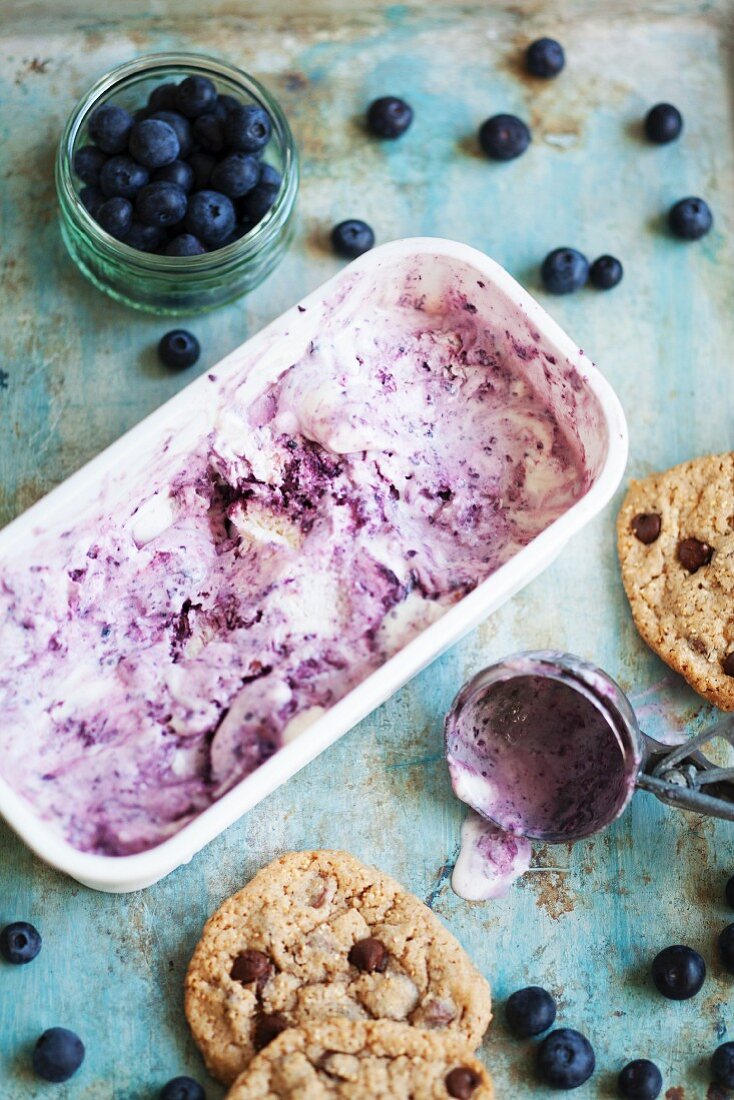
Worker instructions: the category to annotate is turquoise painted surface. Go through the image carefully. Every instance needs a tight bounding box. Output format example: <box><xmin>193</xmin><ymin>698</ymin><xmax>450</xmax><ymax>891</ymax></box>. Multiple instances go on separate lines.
<box><xmin>1</xmin><ymin>3</ymin><xmax>733</xmax><ymax>1096</ymax></box>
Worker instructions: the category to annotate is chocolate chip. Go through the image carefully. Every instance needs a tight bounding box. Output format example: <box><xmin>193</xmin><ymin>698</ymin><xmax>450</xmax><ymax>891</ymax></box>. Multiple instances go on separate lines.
<box><xmin>253</xmin><ymin>1011</ymin><xmax>289</xmax><ymax>1051</ymax></box>
<box><xmin>677</xmin><ymin>537</ymin><xmax>713</xmax><ymax>573</ymax></box>
<box><xmin>446</xmin><ymin>1066</ymin><xmax>481</xmax><ymax>1097</ymax></box>
<box><xmin>723</xmin><ymin>653</ymin><xmax>734</xmax><ymax>677</ymax></box>
<box><xmin>631</xmin><ymin>512</ymin><xmax>661</xmax><ymax>544</ymax></box>
<box><xmin>348</xmin><ymin>937</ymin><xmax>388</xmax><ymax>973</ymax></box>
<box><xmin>230</xmin><ymin>949</ymin><xmax>273</xmax><ymax>986</ymax></box>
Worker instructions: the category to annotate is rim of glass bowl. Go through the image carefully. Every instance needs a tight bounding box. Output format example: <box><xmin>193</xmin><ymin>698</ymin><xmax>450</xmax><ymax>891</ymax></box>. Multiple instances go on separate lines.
<box><xmin>55</xmin><ymin>52</ymin><xmax>299</xmax><ymax>281</ymax></box>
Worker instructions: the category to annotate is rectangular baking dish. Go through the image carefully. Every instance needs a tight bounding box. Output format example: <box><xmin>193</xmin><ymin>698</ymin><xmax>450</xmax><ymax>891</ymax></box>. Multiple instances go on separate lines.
<box><xmin>0</xmin><ymin>237</ymin><xmax>628</xmax><ymax>892</ymax></box>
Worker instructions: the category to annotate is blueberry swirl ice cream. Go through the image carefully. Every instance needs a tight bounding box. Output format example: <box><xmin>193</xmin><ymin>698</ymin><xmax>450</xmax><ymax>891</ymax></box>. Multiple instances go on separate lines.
<box><xmin>0</xmin><ymin>269</ymin><xmax>598</xmax><ymax>854</ymax></box>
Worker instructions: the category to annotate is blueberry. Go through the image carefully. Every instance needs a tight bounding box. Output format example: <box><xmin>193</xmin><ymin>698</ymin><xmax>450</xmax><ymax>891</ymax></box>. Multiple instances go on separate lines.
<box><xmin>175</xmin><ymin>75</ymin><xmax>217</xmax><ymax>118</ymax></box>
<box><xmin>238</xmin><ymin>182</ymin><xmax>280</xmax><ymax>228</ymax></box>
<box><xmin>478</xmin><ymin>114</ymin><xmax>531</xmax><ymax>160</ymax></box>
<box><xmin>221</xmin><ymin>224</ymin><xmax>250</xmax><ymax>245</ymax></box>
<box><xmin>123</xmin><ymin>221</ymin><xmax>165</xmax><ymax>253</ymax></box>
<box><xmin>217</xmin><ymin>93</ymin><xmax>240</xmax><ymax>116</ymax></box>
<box><xmin>651</xmin><ymin>945</ymin><xmax>705</xmax><ymax>999</ymax></box>
<box><xmin>210</xmin><ymin>152</ymin><xmax>260</xmax><ymax>198</ymax></box>
<box><xmin>258</xmin><ymin>162</ymin><xmax>282</xmax><ymax>190</ymax></box>
<box><xmin>224</xmin><ymin>103</ymin><xmax>272</xmax><ymax>153</ymax></box>
<box><xmin>725</xmin><ymin>874</ymin><xmax>734</xmax><ymax>909</ymax></box>
<box><xmin>505</xmin><ymin>986</ymin><xmax>556</xmax><ymax>1038</ymax></box>
<box><xmin>147</xmin><ymin>82</ymin><xmax>179</xmax><ymax>113</ymax></box>
<box><xmin>129</xmin><ymin>118</ymin><xmax>180</xmax><ymax>169</ymax></box>
<box><xmin>366</xmin><ymin>96</ymin><xmax>414</xmax><ymax>139</ymax></box>
<box><xmin>136</xmin><ymin>182</ymin><xmax>188</xmax><ymax>228</ymax></box>
<box><xmin>100</xmin><ymin>155</ymin><xmax>150</xmax><ymax>199</ymax></box>
<box><xmin>153</xmin><ymin>160</ymin><xmax>195</xmax><ymax>194</ymax></box>
<box><xmin>164</xmin><ymin>234</ymin><xmax>206</xmax><ymax>256</ymax></box>
<box><xmin>590</xmin><ymin>254</ymin><xmax>623</xmax><ymax>290</ymax></box>
<box><xmin>185</xmin><ymin>190</ymin><xmax>236</xmax><ymax>245</ymax></box>
<box><xmin>541</xmin><ymin>247</ymin><xmax>590</xmax><ymax>293</ymax></box>
<box><xmin>331</xmin><ymin>219</ymin><xmax>375</xmax><ymax>259</ymax></box>
<box><xmin>188</xmin><ymin>152</ymin><xmax>216</xmax><ymax>190</ymax></box>
<box><xmin>87</xmin><ymin>103</ymin><xmax>133</xmax><ymax>154</ymax></box>
<box><xmin>158</xmin><ymin>330</ymin><xmax>201</xmax><ymax>369</ymax></box>
<box><xmin>159</xmin><ymin>1076</ymin><xmax>206</xmax><ymax>1100</ymax></box>
<box><xmin>526</xmin><ymin>37</ymin><xmax>566</xmax><ymax>78</ymax></box>
<box><xmin>32</xmin><ymin>1028</ymin><xmax>85</xmax><ymax>1083</ymax></box>
<box><xmin>537</xmin><ymin>1029</ymin><xmax>595</xmax><ymax>1090</ymax></box>
<box><xmin>150</xmin><ymin>111</ymin><xmax>194</xmax><ymax>158</ymax></box>
<box><xmin>668</xmin><ymin>196</ymin><xmax>713</xmax><ymax>240</ymax></box>
<box><xmin>618</xmin><ymin>1059</ymin><xmax>663</xmax><ymax>1100</ymax></box>
<box><xmin>0</xmin><ymin>921</ymin><xmax>42</xmax><ymax>964</ymax></box>
<box><xmin>193</xmin><ymin>112</ymin><xmax>226</xmax><ymax>153</ymax></box>
<box><xmin>645</xmin><ymin>103</ymin><xmax>683</xmax><ymax>144</ymax></box>
<box><xmin>80</xmin><ymin>185</ymin><xmax>105</xmax><ymax>218</ymax></box>
<box><xmin>712</xmin><ymin>1043</ymin><xmax>734</xmax><ymax>1088</ymax></box>
<box><xmin>73</xmin><ymin>144</ymin><xmax>107</xmax><ymax>186</ymax></box>
<box><xmin>718</xmin><ymin>923</ymin><xmax>734</xmax><ymax>973</ymax></box>
<box><xmin>96</xmin><ymin>196</ymin><xmax>134</xmax><ymax>239</ymax></box>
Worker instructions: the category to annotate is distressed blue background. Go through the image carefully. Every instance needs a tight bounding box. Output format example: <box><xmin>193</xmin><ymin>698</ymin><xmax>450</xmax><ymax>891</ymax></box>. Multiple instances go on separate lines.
<box><xmin>1</xmin><ymin>2</ymin><xmax>733</xmax><ymax>1096</ymax></box>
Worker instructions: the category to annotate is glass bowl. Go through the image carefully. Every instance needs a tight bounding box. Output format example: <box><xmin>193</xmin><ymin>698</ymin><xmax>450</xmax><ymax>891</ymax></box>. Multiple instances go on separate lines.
<box><xmin>55</xmin><ymin>52</ymin><xmax>299</xmax><ymax>315</ymax></box>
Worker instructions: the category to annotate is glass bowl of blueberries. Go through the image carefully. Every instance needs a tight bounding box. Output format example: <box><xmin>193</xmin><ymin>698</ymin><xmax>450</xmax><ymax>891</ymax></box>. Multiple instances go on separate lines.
<box><xmin>55</xmin><ymin>52</ymin><xmax>299</xmax><ymax>314</ymax></box>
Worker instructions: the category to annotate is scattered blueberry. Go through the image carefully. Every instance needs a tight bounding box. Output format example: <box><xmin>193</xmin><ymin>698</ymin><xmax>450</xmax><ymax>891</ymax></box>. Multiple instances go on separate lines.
<box><xmin>0</xmin><ymin>921</ymin><xmax>42</xmax><ymax>964</ymax></box>
<box><xmin>32</xmin><ymin>1028</ymin><xmax>85</xmax><ymax>1083</ymax></box>
<box><xmin>210</xmin><ymin>152</ymin><xmax>260</xmax><ymax>198</ymax></box>
<box><xmin>541</xmin><ymin>247</ymin><xmax>590</xmax><ymax>293</ymax></box>
<box><xmin>618</xmin><ymin>1059</ymin><xmax>663</xmax><ymax>1100</ymax></box>
<box><xmin>148</xmin><ymin>82</ymin><xmax>179</xmax><ymax>113</ymax></box>
<box><xmin>331</xmin><ymin>219</ymin><xmax>375</xmax><ymax>259</ymax></box>
<box><xmin>478</xmin><ymin>114</ymin><xmax>531</xmax><ymax>160</ymax></box>
<box><xmin>96</xmin><ymin>196</ymin><xmax>134</xmax><ymax>239</ymax></box>
<box><xmin>87</xmin><ymin>103</ymin><xmax>133</xmax><ymax>154</ymax></box>
<box><xmin>193</xmin><ymin>112</ymin><xmax>226</xmax><ymax>153</ymax></box>
<box><xmin>73</xmin><ymin>144</ymin><xmax>107</xmax><ymax>186</ymax></box>
<box><xmin>185</xmin><ymin>190</ymin><xmax>236</xmax><ymax>245</ymax></box>
<box><xmin>99</xmin><ymin>155</ymin><xmax>150</xmax><ymax>199</ymax></box>
<box><xmin>258</xmin><ymin>162</ymin><xmax>282</xmax><ymax>190</ymax></box>
<box><xmin>526</xmin><ymin>37</ymin><xmax>566</xmax><ymax>78</ymax></box>
<box><xmin>136</xmin><ymin>182</ymin><xmax>188</xmax><ymax>228</ymax></box>
<box><xmin>80</xmin><ymin>185</ymin><xmax>105</xmax><ymax>218</ymax></box>
<box><xmin>537</xmin><ymin>1029</ymin><xmax>595</xmax><ymax>1090</ymax></box>
<box><xmin>175</xmin><ymin>75</ymin><xmax>217</xmax><ymax>118</ymax></box>
<box><xmin>153</xmin><ymin>160</ymin><xmax>196</xmax><ymax>193</ymax></box>
<box><xmin>188</xmin><ymin>152</ymin><xmax>216</xmax><ymax>191</ymax></box>
<box><xmin>164</xmin><ymin>234</ymin><xmax>206</xmax><ymax>257</ymax></box>
<box><xmin>238</xmin><ymin>181</ymin><xmax>280</xmax><ymax>227</ymax></box>
<box><xmin>645</xmin><ymin>103</ymin><xmax>683</xmax><ymax>144</ymax></box>
<box><xmin>159</xmin><ymin>1078</ymin><xmax>205</xmax><ymax>1100</ymax></box>
<box><xmin>505</xmin><ymin>986</ymin><xmax>557</xmax><ymax>1038</ymax></box>
<box><xmin>651</xmin><ymin>945</ymin><xmax>705</xmax><ymax>999</ymax></box>
<box><xmin>158</xmin><ymin>330</ymin><xmax>201</xmax><ymax>369</ymax></box>
<box><xmin>122</xmin><ymin>222</ymin><xmax>165</xmax><ymax>252</ymax></box>
<box><xmin>668</xmin><ymin>196</ymin><xmax>713</xmax><ymax>240</ymax></box>
<box><xmin>719</xmin><ymin>923</ymin><xmax>734</xmax><ymax>974</ymax></box>
<box><xmin>129</xmin><ymin>118</ymin><xmax>180</xmax><ymax>169</ymax></box>
<box><xmin>726</xmin><ymin>874</ymin><xmax>734</xmax><ymax>910</ymax></box>
<box><xmin>366</xmin><ymin>95</ymin><xmax>414</xmax><ymax>139</ymax></box>
<box><xmin>712</xmin><ymin>1043</ymin><xmax>734</xmax><ymax>1089</ymax></box>
<box><xmin>224</xmin><ymin>104</ymin><xmax>272</xmax><ymax>153</ymax></box>
<box><xmin>150</xmin><ymin>111</ymin><xmax>194</xmax><ymax>158</ymax></box>
<box><xmin>590</xmin><ymin>254</ymin><xmax>623</xmax><ymax>290</ymax></box>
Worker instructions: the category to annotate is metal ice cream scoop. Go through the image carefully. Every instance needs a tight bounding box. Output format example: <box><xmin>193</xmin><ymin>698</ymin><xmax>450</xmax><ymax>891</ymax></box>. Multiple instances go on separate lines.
<box><xmin>445</xmin><ymin>651</ymin><xmax>734</xmax><ymax>843</ymax></box>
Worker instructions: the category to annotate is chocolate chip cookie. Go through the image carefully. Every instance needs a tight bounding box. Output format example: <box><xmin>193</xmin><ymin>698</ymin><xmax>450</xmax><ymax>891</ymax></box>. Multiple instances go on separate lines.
<box><xmin>224</xmin><ymin>1019</ymin><xmax>494</xmax><ymax>1099</ymax></box>
<box><xmin>617</xmin><ymin>453</ymin><xmax>734</xmax><ymax>709</ymax></box>
<box><xmin>185</xmin><ymin>851</ymin><xmax>492</xmax><ymax>1085</ymax></box>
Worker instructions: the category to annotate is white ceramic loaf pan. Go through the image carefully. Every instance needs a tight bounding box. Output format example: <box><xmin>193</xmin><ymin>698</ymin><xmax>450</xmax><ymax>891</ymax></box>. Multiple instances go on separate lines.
<box><xmin>0</xmin><ymin>238</ymin><xmax>628</xmax><ymax>892</ymax></box>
